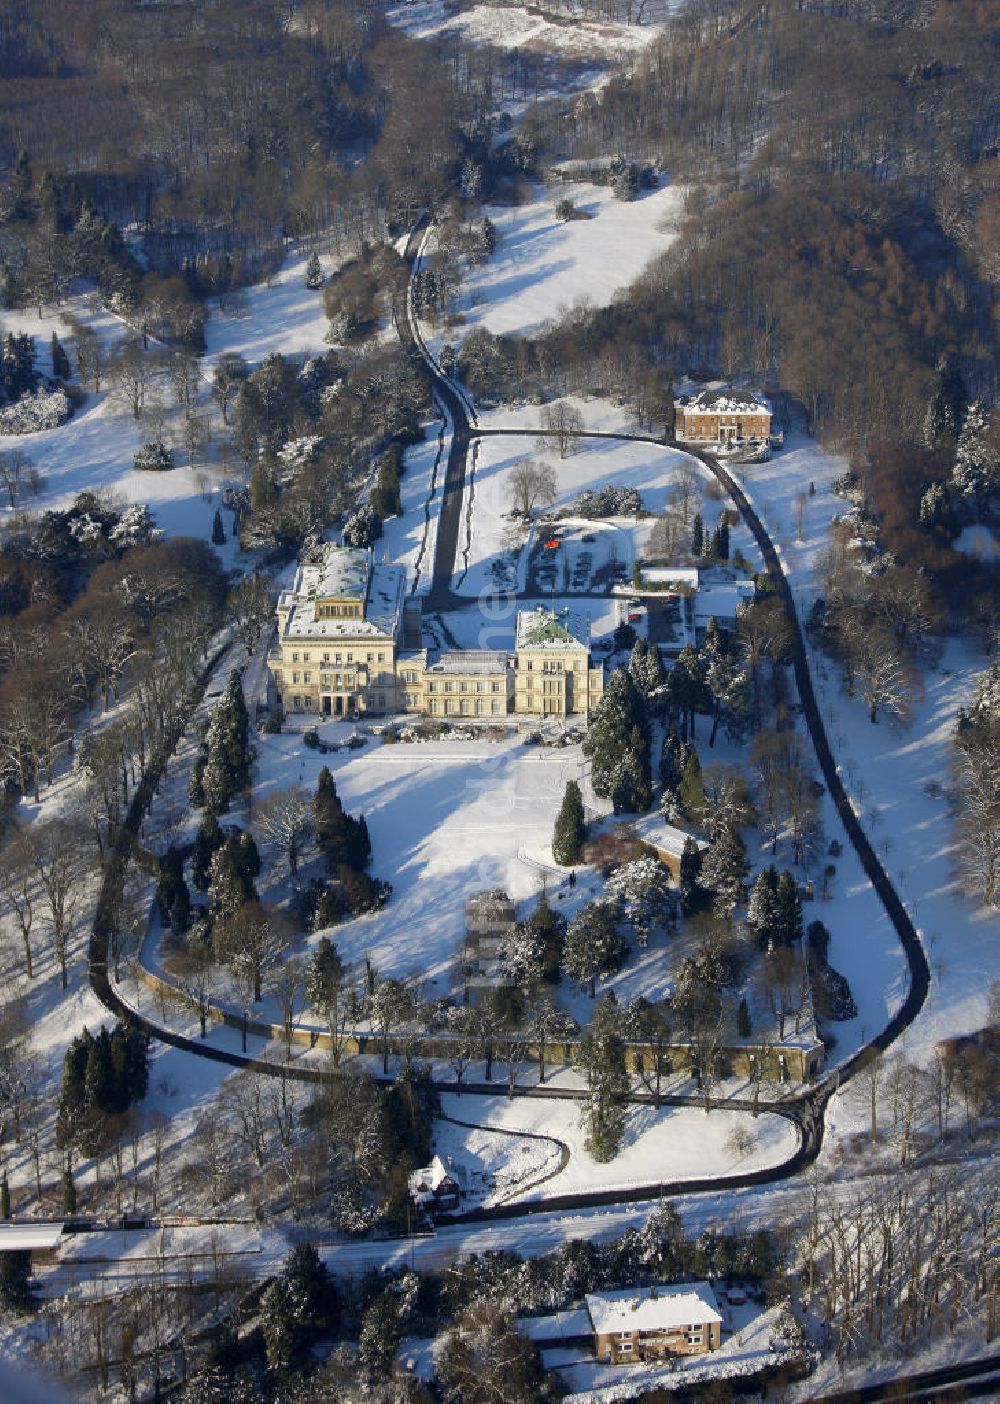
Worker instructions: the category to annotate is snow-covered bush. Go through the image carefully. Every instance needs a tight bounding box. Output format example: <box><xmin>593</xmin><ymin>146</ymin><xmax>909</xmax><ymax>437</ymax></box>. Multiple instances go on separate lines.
<box><xmin>605</xmin><ymin>857</ymin><xmax>677</xmax><ymax>946</ymax></box>
<box><xmin>110</xmin><ymin>503</ymin><xmax>160</xmax><ymax>549</ymax></box>
<box><xmin>134</xmin><ymin>440</ymin><xmax>175</xmax><ymax>472</ymax></box>
<box><xmin>343</xmin><ymin>502</ymin><xmax>382</xmax><ymax>548</ymax></box>
<box><xmin>575</xmin><ymin>485</ymin><xmax>644</xmax><ymax>517</ymax></box>
<box><xmin>0</xmin><ymin>387</ymin><xmax>72</xmax><ymax>435</ymax></box>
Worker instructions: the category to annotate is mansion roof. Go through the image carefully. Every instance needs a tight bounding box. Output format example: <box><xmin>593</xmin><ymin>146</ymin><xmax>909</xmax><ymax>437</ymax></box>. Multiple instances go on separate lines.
<box><xmin>278</xmin><ymin>547</ymin><xmax>406</xmax><ymax>642</ymax></box>
<box><xmin>516</xmin><ymin>607</ymin><xmax>590</xmax><ymax>651</ymax></box>
<box><xmin>680</xmin><ymin>387</ymin><xmax>772</xmax><ymax>416</ymax></box>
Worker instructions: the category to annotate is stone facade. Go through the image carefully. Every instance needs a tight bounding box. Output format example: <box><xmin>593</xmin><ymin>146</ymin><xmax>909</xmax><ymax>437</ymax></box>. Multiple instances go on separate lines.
<box><xmin>269</xmin><ymin>549</ymin><xmax>605</xmax><ymax>722</ymax></box>
<box><xmin>587</xmin><ymin>1284</ymin><xmax>723</xmax><ymax>1364</ymax></box>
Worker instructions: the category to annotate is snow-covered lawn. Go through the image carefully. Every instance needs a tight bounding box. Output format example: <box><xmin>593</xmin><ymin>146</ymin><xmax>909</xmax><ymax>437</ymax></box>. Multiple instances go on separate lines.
<box><xmin>423</xmin><ymin>179</ymin><xmax>685</xmax><ymax>349</ymax></box>
<box><xmin>250</xmin><ymin>726</ymin><xmax>588</xmax><ymax>991</ymax></box>
<box><xmin>203</xmin><ymin>249</ymin><xmax>334</xmax><ymax>371</ymax></box>
<box><xmin>435</xmin><ymin>1093</ymin><xmax>799</xmax><ymax>1204</ymax></box>
<box><xmin>455</xmin><ymin>405</ymin><xmax>706</xmax><ymax>599</ymax></box>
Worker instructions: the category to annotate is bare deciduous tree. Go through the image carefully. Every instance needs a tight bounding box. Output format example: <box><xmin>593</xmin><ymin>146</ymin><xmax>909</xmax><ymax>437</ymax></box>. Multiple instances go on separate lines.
<box><xmin>509</xmin><ymin>457</ymin><xmax>557</xmax><ymax>518</ymax></box>
<box><xmin>537</xmin><ymin>400</ymin><xmax>584</xmax><ymax>458</ymax></box>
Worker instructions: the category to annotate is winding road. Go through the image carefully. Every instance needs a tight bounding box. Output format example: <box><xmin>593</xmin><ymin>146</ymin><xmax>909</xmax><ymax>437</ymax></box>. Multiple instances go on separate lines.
<box><xmin>89</xmin><ymin>219</ymin><xmax>931</xmax><ymax>1226</ymax></box>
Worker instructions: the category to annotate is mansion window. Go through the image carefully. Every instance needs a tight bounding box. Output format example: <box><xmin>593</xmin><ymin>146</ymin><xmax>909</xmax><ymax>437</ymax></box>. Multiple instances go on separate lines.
<box><xmin>476</xmin><ymin>680</ymin><xmax>485</xmax><ymax>692</ymax></box>
<box><xmin>491</xmin><ymin>681</ymin><xmax>501</xmax><ymax>693</ymax></box>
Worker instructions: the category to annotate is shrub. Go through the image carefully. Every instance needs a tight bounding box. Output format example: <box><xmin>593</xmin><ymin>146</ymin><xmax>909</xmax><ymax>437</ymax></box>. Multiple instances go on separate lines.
<box><xmin>134</xmin><ymin>440</ymin><xmax>175</xmax><ymax>472</ymax></box>
<box><xmin>0</xmin><ymin>388</ymin><xmax>71</xmax><ymax>435</ymax></box>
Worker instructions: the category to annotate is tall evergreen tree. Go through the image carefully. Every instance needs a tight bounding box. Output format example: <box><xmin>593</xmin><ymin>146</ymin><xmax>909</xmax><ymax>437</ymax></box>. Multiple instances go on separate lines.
<box><xmin>747</xmin><ymin>865</ymin><xmax>781</xmax><ymax>948</ymax></box>
<box><xmin>563</xmin><ymin>900</ymin><xmax>626</xmax><ymax>997</ymax></box>
<box><xmin>679</xmin><ymin>837</ymin><xmax>703</xmax><ymax>916</ymax></box>
<box><xmin>578</xmin><ymin>995</ymin><xmax>629</xmax><ymax>1161</ymax></box>
<box><xmin>50</xmin><ymin>330</ymin><xmax>70</xmax><ymax>381</ymax></box>
<box><xmin>659</xmin><ymin>724</ymin><xmax>684</xmax><ymax>794</ymax></box>
<box><xmin>583</xmin><ymin>668</ymin><xmax>651</xmax><ymax>814</ymax></box>
<box><xmin>775</xmin><ymin>869</ymin><xmax>804</xmax><ymax>947</ymax></box>
<box><xmin>304</xmin><ymin>253</ymin><xmax>324</xmax><ymax>290</ymax></box>
<box><xmin>700</xmin><ymin>820</ymin><xmax>749</xmax><ymax>918</ymax></box>
<box><xmin>677</xmin><ymin>745</ymin><xmax>706</xmax><ymax>824</ymax></box>
<box><xmin>211</xmin><ymin>508</ymin><xmax>226</xmax><ymax>545</ymax></box>
<box><xmin>691</xmin><ymin>512</ymin><xmax>704</xmax><ymax>556</ymax></box>
<box><xmin>191</xmin><ymin>812</ymin><xmax>223</xmax><ymax>891</ymax></box>
<box><xmin>553</xmin><ymin>779</ymin><xmax>586</xmax><ymax>865</ymax></box>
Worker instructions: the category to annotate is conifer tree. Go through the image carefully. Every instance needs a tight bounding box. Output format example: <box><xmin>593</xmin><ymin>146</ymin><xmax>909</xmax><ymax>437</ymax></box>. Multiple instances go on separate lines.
<box><xmin>578</xmin><ymin>995</ymin><xmax>629</xmax><ymax>1161</ymax></box>
<box><xmin>191</xmin><ymin>812</ymin><xmax>223</xmax><ymax>891</ymax></box>
<box><xmin>552</xmin><ymin>779</ymin><xmax>586</xmax><ymax>865</ymax></box>
<box><xmin>659</xmin><ymin>724</ymin><xmax>683</xmax><ymax>794</ymax></box>
<box><xmin>211</xmin><ymin>508</ymin><xmax>226</xmax><ymax>545</ymax></box>
<box><xmin>583</xmin><ymin>668</ymin><xmax>651</xmax><ymax>814</ymax></box>
<box><xmin>50</xmin><ymin>330</ymin><xmax>70</xmax><ymax>380</ymax></box>
<box><xmin>563</xmin><ymin>900</ymin><xmax>626</xmax><ymax>997</ymax></box>
<box><xmin>737</xmin><ymin>996</ymin><xmax>752</xmax><ymax>1038</ymax></box>
<box><xmin>775</xmin><ymin>869</ymin><xmax>804</xmax><ymax>947</ymax></box>
<box><xmin>677</xmin><ymin>745</ymin><xmax>706</xmax><ymax>824</ymax></box>
<box><xmin>691</xmin><ymin>512</ymin><xmax>703</xmax><ymax>556</ymax></box>
<box><xmin>700</xmin><ymin>819</ymin><xmax>748</xmax><ymax>918</ymax></box>
<box><xmin>679</xmin><ymin>837</ymin><xmax>703</xmax><ymax>916</ymax></box>
<box><xmin>747</xmin><ymin>865</ymin><xmax>781</xmax><ymax>948</ymax></box>
<box><xmin>304</xmin><ymin>253</ymin><xmax>324</xmax><ymax>290</ymax></box>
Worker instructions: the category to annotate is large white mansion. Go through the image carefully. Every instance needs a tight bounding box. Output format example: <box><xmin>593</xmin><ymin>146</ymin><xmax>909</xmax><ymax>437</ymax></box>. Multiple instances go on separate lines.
<box><xmin>268</xmin><ymin>545</ymin><xmax>605</xmax><ymax>720</ymax></box>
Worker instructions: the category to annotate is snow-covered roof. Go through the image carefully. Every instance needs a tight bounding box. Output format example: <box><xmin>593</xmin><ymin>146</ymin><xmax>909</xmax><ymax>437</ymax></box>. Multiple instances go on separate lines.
<box><xmin>693</xmin><ymin>581</ymin><xmax>755</xmax><ymax>626</ymax></box>
<box><xmin>640</xmin><ymin>566</ymin><xmax>699</xmax><ymax>588</ymax></box>
<box><xmin>278</xmin><ymin>556</ymin><xmax>406</xmax><ymax>642</ymax></box>
<box><xmin>298</xmin><ymin>545</ymin><xmax>371</xmax><ymax>600</ymax></box>
<box><xmin>585</xmin><ymin>1282</ymin><xmax>721</xmax><ymax>1336</ymax></box>
<box><xmin>427</xmin><ymin>650</ymin><xmax>510</xmax><ymax>675</ymax></box>
<box><xmin>520</xmin><ymin>1308</ymin><xmax>592</xmax><ymax>1341</ymax></box>
<box><xmin>0</xmin><ymin>1223</ymin><xmax>64</xmax><ymax>1252</ymax></box>
<box><xmin>516</xmin><ymin>607</ymin><xmax>590</xmax><ymax>651</ymax></box>
<box><xmin>636</xmin><ymin>817</ymin><xmax>709</xmax><ymax>857</ymax></box>
<box><xmin>681</xmin><ymin>387</ymin><xmax>771</xmax><ymax>416</ymax></box>
<box><xmin>408</xmin><ymin>1155</ymin><xmax>460</xmax><ymax>1203</ymax></box>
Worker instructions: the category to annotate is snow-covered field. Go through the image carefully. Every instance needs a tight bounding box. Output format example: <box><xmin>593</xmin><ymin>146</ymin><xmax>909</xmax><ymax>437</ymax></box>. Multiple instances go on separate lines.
<box><xmin>423</xmin><ymin>178</ymin><xmax>686</xmax><ymax>348</ymax></box>
<box><xmin>435</xmin><ymin>1093</ymin><xmax>799</xmax><ymax>1204</ymax></box>
<box><xmin>252</xmin><ymin>725</ymin><xmax>587</xmax><ymax>991</ymax></box>
<box><xmin>387</xmin><ymin>0</ymin><xmax>684</xmax><ymax>104</ymax></box>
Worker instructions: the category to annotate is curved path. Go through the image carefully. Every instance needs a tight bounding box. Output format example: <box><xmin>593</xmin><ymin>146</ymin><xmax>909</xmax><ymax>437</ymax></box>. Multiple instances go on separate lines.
<box><xmin>88</xmin><ymin>228</ymin><xmax>929</xmax><ymax>1221</ymax></box>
